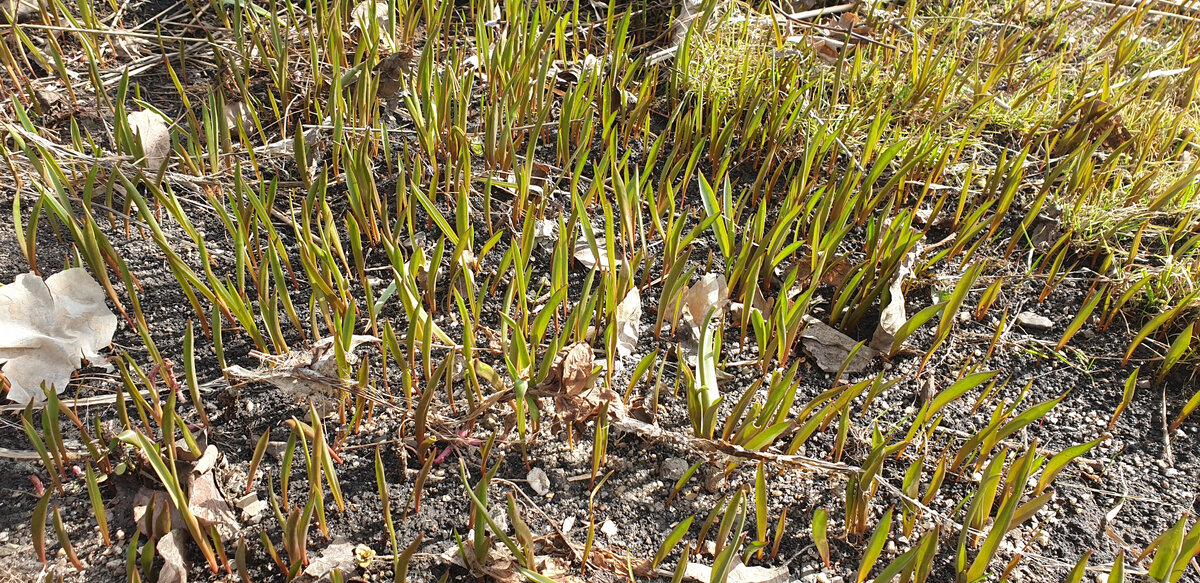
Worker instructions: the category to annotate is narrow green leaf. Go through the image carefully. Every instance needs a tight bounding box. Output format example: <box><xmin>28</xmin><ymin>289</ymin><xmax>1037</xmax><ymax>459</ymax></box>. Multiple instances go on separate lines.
<box><xmin>813</xmin><ymin>508</ymin><xmax>830</xmax><ymax>567</ymax></box>
<box><xmin>925</xmin><ymin>371</ymin><xmax>999</xmax><ymax>423</ymax></box>
<box><xmin>857</xmin><ymin>508</ymin><xmax>893</xmax><ymax>583</ymax></box>
<box><xmin>32</xmin><ymin>489</ymin><xmax>52</xmax><ymax>564</ymax></box>
<box><xmin>1056</xmin><ymin>288</ymin><xmax>1103</xmax><ymax>350</ymax></box>
<box><xmin>652</xmin><ymin>517</ymin><xmax>694</xmax><ymax>568</ymax></box>
<box><xmin>1035</xmin><ymin>435</ymin><xmax>1106</xmax><ymax>495</ymax></box>
<box><xmin>1158</xmin><ymin>322</ymin><xmax>1194</xmax><ymax>383</ymax></box>
<box><xmin>1148</xmin><ymin>515</ymin><xmax>1187</xmax><ymax>581</ymax></box>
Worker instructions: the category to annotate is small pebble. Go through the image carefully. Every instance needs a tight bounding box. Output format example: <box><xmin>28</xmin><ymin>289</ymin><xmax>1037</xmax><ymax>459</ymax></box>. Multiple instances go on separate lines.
<box><xmin>600</xmin><ymin>519</ymin><xmax>618</xmax><ymax>538</ymax></box>
<box><xmin>660</xmin><ymin>458</ymin><xmax>689</xmax><ymax>482</ymax></box>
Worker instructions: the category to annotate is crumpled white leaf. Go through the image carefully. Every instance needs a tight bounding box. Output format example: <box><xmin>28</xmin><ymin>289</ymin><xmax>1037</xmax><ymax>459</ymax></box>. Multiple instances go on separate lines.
<box><xmin>304</xmin><ymin>537</ymin><xmax>359</xmax><ymax>581</ymax></box>
<box><xmin>156</xmin><ymin>530</ymin><xmax>190</xmax><ymax>583</ymax></box>
<box><xmin>615</xmin><ymin>287</ymin><xmax>642</xmax><ymax>359</ymax></box>
<box><xmin>870</xmin><ymin>247</ymin><xmax>917</xmax><ymax>352</ymax></box>
<box><xmin>682</xmin><ymin>273</ymin><xmax>729</xmax><ymax>327</ymax></box>
<box><xmin>224</xmin><ymin>335</ymin><xmax>380</xmax><ymax>405</ymax></box>
<box><xmin>127</xmin><ymin>110</ymin><xmax>171</xmax><ymax>169</ymax></box>
<box><xmin>0</xmin><ymin>269</ymin><xmax>117</xmax><ymax>404</ymax></box>
<box><xmin>189</xmin><ymin>463</ymin><xmax>239</xmax><ymax>541</ymax></box>
<box><xmin>682</xmin><ymin>558</ymin><xmax>789</xmax><ymax>583</ymax></box>
<box><xmin>350</xmin><ymin>0</ymin><xmax>388</xmax><ymax>30</ymax></box>
<box><xmin>534</xmin><ymin>219</ymin><xmax>558</xmax><ymax>251</ymax></box>
<box><xmin>349</xmin><ymin>0</ymin><xmax>397</xmax><ymax>50</ymax></box>
<box><xmin>574</xmin><ymin>237</ymin><xmax>622</xmax><ymax>271</ymax></box>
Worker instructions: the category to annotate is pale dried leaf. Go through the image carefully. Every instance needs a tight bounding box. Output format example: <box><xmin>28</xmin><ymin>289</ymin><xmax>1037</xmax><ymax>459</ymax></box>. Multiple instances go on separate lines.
<box><xmin>539</xmin><ymin>557</ymin><xmax>585</xmax><ymax>582</ymax></box>
<box><xmin>132</xmin><ymin>488</ymin><xmax>180</xmax><ymax>540</ymax></box>
<box><xmin>224</xmin><ymin>335</ymin><xmax>380</xmax><ymax>404</ymax></box>
<box><xmin>811</xmin><ymin>38</ymin><xmax>842</xmax><ymax>64</ymax></box>
<box><xmin>350</xmin><ymin>0</ymin><xmax>398</xmax><ymax>50</ymax></box>
<box><xmin>682</xmin><ymin>273</ymin><xmax>729</xmax><ymax>327</ymax></box>
<box><xmin>223</xmin><ymin>101</ymin><xmax>252</xmax><ymax>131</ymax></box>
<box><xmin>870</xmin><ymin>248</ymin><xmax>917</xmax><ymax>352</ymax></box>
<box><xmin>573</xmin><ymin>238</ymin><xmax>622</xmax><ymax>271</ymax></box>
<box><xmin>550</xmin><ymin>343</ymin><xmax>626</xmax><ymax>424</ymax></box>
<box><xmin>235</xmin><ymin>492</ymin><xmax>267</xmax><ymax>523</ymax></box>
<box><xmin>189</xmin><ymin>468</ymin><xmax>239</xmax><ymax>541</ymax></box>
<box><xmin>0</xmin><ymin>269</ymin><xmax>117</xmax><ymax>404</ymax></box>
<box><xmin>112</xmin><ymin>37</ymin><xmax>144</xmax><ymax>59</ymax></box>
<box><xmin>752</xmin><ymin>286</ymin><xmax>772</xmax><ymax>318</ymax></box>
<box><xmin>526</xmin><ymin>467</ymin><xmax>550</xmax><ymax>496</ymax></box>
<box><xmin>615</xmin><ymin>287</ymin><xmax>642</xmax><ymax>359</ymax></box>
<box><xmin>127</xmin><ymin>110</ymin><xmax>171</xmax><ymax>168</ymax></box>
<box><xmin>682</xmin><ymin>558</ymin><xmax>789</xmax><ymax>583</ymax></box>
<box><xmin>304</xmin><ymin>537</ymin><xmax>358</xmax><ymax>581</ymax></box>
<box><xmin>559</xmin><ymin>342</ymin><xmax>594</xmax><ymax>396</ymax></box>
<box><xmin>192</xmin><ymin>444</ymin><xmax>220</xmax><ymax>475</ymax></box>
<box><xmin>156</xmin><ymin>530</ymin><xmax>190</xmax><ymax>583</ymax></box>
<box><xmin>350</xmin><ymin>0</ymin><xmax>388</xmax><ymax>31</ymax></box>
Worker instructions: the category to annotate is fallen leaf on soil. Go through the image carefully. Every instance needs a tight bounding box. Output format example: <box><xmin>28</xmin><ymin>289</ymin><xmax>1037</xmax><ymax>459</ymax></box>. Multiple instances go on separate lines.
<box><xmin>188</xmin><ymin>466</ymin><xmax>239</xmax><ymax>541</ymax></box>
<box><xmin>235</xmin><ymin>492</ymin><xmax>266</xmax><ymax>523</ymax></box>
<box><xmin>303</xmin><ymin>537</ymin><xmax>358</xmax><ymax>581</ymax></box>
<box><xmin>870</xmin><ymin>248</ymin><xmax>917</xmax><ymax>352</ymax></box>
<box><xmin>439</xmin><ymin>543</ymin><xmax>522</xmax><ymax>582</ymax></box>
<box><xmin>223</xmin><ymin>101</ymin><xmax>252</xmax><ymax>132</ymax></box>
<box><xmin>615</xmin><ymin>287</ymin><xmax>642</xmax><ymax>359</ymax></box>
<box><xmin>350</xmin><ymin>0</ymin><xmax>388</xmax><ymax>32</ymax></box>
<box><xmin>682</xmin><ymin>558</ymin><xmax>789</xmax><ymax>583</ymax></box>
<box><xmin>112</xmin><ymin>36</ymin><xmax>145</xmax><ymax>59</ymax></box>
<box><xmin>0</xmin><ymin>269</ymin><xmax>117</xmax><ymax>404</ymax></box>
<box><xmin>349</xmin><ymin>0</ymin><xmax>399</xmax><ymax>51</ymax></box>
<box><xmin>156</xmin><ymin>530</ymin><xmax>190</xmax><ymax>583</ymax></box>
<box><xmin>1029</xmin><ymin>202</ymin><xmax>1064</xmax><ymax>251</ymax></box>
<box><xmin>559</xmin><ymin>342</ymin><xmax>594</xmax><ymax>396</ymax></box>
<box><xmin>534</xmin><ymin>219</ymin><xmax>558</xmax><ymax>251</ymax></box>
<box><xmin>127</xmin><ymin>109</ymin><xmax>171</xmax><ymax>169</ymax></box>
<box><xmin>133</xmin><ymin>488</ymin><xmax>181</xmax><ymax>540</ymax></box>
<box><xmin>826</xmin><ymin>11</ymin><xmax>872</xmax><ymax>44</ymax></box>
<box><xmin>1078</xmin><ymin>98</ymin><xmax>1134</xmax><ymax>149</ymax></box>
<box><xmin>538</xmin><ymin>557</ymin><xmax>585</xmax><ymax>582</ymax></box>
<box><xmin>682</xmin><ymin>273</ymin><xmax>729</xmax><ymax>327</ymax></box>
<box><xmin>374</xmin><ymin>49</ymin><xmax>414</xmax><ymax>99</ymax></box>
<box><xmin>546</xmin><ymin>342</ymin><xmax>626</xmax><ymax>425</ymax></box>
<box><xmin>810</xmin><ymin>37</ymin><xmax>843</xmax><ymax>64</ymax></box>
<box><xmin>527</xmin><ymin>467</ymin><xmax>551</xmax><ymax>496</ymax></box>
<box><xmin>1</xmin><ymin>0</ymin><xmax>39</xmax><ymax>23</ymax></box>
<box><xmin>751</xmin><ymin>286</ymin><xmax>772</xmax><ymax>319</ymax></box>
<box><xmin>192</xmin><ymin>443</ymin><xmax>220</xmax><ymax>475</ymax></box>
<box><xmin>573</xmin><ymin>237</ymin><xmax>622</xmax><ymax>271</ymax></box>
<box><xmin>224</xmin><ymin>335</ymin><xmax>380</xmax><ymax>405</ymax></box>
<box><xmin>439</xmin><ymin>543</ymin><xmax>468</xmax><ymax>569</ymax></box>
<box><xmin>801</xmin><ymin>315</ymin><xmax>878</xmax><ymax>373</ymax></box>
